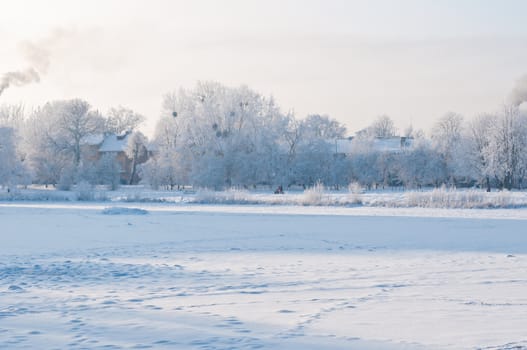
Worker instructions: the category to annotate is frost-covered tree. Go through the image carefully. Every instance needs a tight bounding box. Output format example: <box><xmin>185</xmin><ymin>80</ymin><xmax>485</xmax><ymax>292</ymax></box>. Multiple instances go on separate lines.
<box><xmin>152</xmin><ymin>82</ymin><xmax>290</xmax><ymax>189</ymax></box>
<box><xmin>140</xmin><ymin>151</ymin><xmax>182</xmax><ymax>190</ymax></box>
<box><xmin>293</xmin><ymin>139</ymin><xmax>335</xmax><ymax>187</ymax></box>
<box><xmin>25</xmin><ymin>99</ymin><xmax>104</xmax><ymax>185</ymax></box>
<box><xmin>0</xmin><ymin>104</ymin><xmax>25</xmax><ymax>131</ymax></box>
<box><xmin>125</xmin><ymin>131</ymin><xmax>148</xmax><ymax>185</ymax></box>
<box><xmin>300</xmin><ymin>114</ymin><xmax>347</xmax><ymax>140</ymax></box>
<box><xmin>375</xmin><ymin>151</ymin><xmax>399</xmax><ymax>188</ymax></box>
<box><xmin>483</xmin><ymin>106</ymin><xmax>527</xmax><ymax>189</ymax></box>
<box><xmin>347</xmin><ymin>134</ymin><xmax>399</xmax><ymax>189</ymax></box>
<box><xmin>463</xmin><ymin>114</ymin><xmax>494</xmax><ymax>191</ymax></box>
<box><xmin>359</xmin><ymin>115</ymin><xmax>397</xmax><ymax>138</ymax></box>
<box><xmin>146</xmin><ymin>90</ymin><xmax>194</xmax><ymax>189</ymax></box>
<box><xmin>431</xmin><ymin>112</ymin><xmax>464</xmax><ymax>185</ymax></box>
<box><xmin>60</xmin><ymin>99</ymin><xmax>105</xmax><ymax>166</ymax></box>
<box><xmin>350</xmin><ymin>149</ymin><xmax>381</xmax><ymax>189</ymax></box>
<box><xmin>105</xmin><ymin>106</ymin><xmax>145</xmax><ymax>134</ymax></box>
<box><xmin>0</xmin><ymin>127</ymin><xmax>30</xmax><ymax>189</ymax></box>
<box><xmin>96</xmin><ymin>153</ymin><xmax>121</xmax><ymax>190</ymax></box>
<box><xmin>0</xmin><ymin>104</ymin><xmax>30</xmax><ymax>188</ymax></box>
<box><xmin>287</xmin><ymin>114</ymin><xmax>348</xmax><ymax>187</ymax></box>
<box><xmin>397</xmin><ymin>138</ymin><xmax>445</xmax><ymax>188</ymax></box>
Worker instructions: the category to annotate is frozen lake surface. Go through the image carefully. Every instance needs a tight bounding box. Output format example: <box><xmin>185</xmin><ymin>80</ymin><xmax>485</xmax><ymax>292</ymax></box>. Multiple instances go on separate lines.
<box><xmin>1</xmin><ymin>203</ymin><xmax>527</xmax><ymax>349</ymax></box>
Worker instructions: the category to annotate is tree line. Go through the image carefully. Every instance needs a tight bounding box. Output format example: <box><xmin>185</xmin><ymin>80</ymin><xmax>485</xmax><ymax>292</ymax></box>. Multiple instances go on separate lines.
<box><xmin>1</xmin><ymin>81</ymin><xmax>527</xmax><ymax>192</ymax></box>
<box><xmin>0</xmin><ymin>100</ymin><xmax>146</xmax><ymax>190</ymax></box>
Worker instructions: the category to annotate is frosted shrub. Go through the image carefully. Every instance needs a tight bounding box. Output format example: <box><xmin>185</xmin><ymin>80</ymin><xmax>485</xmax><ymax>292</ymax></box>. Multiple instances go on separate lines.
<box><xmin>405</xmin><ymin>191</ymin><xmax>422</xmax><ymax>207</ymax></box>
<box><xmin>463</xmin><ymin>190</ymin><xmax>484</xmax><ymax>207</ymax></box>
<box><xmin>76</xmin><ymin>181</ymin><xmax>95</xmax><ymax>201</ymax></box>
<box><xmin>396</xmin><ymin>187</ymin><xmax>517</xmax><ymax>209</ymax></box>
<box><xmin>348</xmin><ymin>182</ymin><xmax>363</xmax><ymax>194</ymax></box>
<box><xmin>300</xmin><ymin>182</ymin><xmax>327</xmax><ymax>206</ymax></box>
<box><xmin>494</xmin><ymin>190</ymin><xmax>513</xmax><ymax>208</ymax></box>
<box><xmin>193</xmin><ymin>188</ymin><xmax>254</xmax><ymax>204</ymax></box>
<box><xmin>224</xmin><ymin>188</ymin><xmax>253</xmax><ymax>203</ymax></box>
<box><xmin>193</xmin><ymin>188</ymin><xmax>215</xmax><ymax>203</ymax></box>
<box><xmin>347</xmin><ymin>182</ymin><xmax>363</xmax><ymax>205</ymax></box>
<box><xmin>404</xmin><ymin>187</ymin><xmax>458</xmax><ymax>208</ymax></box>
<box><xmin>429</xmin><ymin>186</ymin><xmax>451</xmax><ymax>207</ymax></box>
<box><xmin>57</xmin><ymin>167</ymin><xmax>76</xmax><ymax>191</ymax></box>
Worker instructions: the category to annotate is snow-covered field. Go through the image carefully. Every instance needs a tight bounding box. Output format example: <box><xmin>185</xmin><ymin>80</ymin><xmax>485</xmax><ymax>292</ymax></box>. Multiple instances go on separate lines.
<box><xmin>1</xmin><ymin>203</ymin><xmax>527</xmax><ymax>349</ymax></box>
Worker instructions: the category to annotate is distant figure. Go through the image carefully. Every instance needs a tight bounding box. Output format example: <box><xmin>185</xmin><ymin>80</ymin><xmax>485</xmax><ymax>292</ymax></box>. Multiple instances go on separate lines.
<box><xmin>274</xmin><ymin>185</ymin><xmax>284</xmax><ymax>194</ymax></box>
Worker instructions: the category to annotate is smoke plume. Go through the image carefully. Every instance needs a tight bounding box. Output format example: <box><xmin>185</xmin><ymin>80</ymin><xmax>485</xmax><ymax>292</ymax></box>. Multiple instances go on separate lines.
<box><xmin>0</xmin><ymin>68</ymin><xmax>41</xmax><ymax>96</ymax></box>
<box><xmin>0</xmin><ymin>33</ymin><xmax>55</xmax><ymax>97</ymax></box>
<box><xmin>509</xmin><ymin>74</ymin><xmax>527</xmax><ymax>107</ymax></box>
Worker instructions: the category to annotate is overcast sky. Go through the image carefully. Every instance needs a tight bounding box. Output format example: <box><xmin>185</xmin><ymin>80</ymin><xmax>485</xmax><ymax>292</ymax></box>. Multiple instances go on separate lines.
<box><xmin>1</xmin><ymin>0</ymin><xmax>527</xmax><ymax>135</ymax></box>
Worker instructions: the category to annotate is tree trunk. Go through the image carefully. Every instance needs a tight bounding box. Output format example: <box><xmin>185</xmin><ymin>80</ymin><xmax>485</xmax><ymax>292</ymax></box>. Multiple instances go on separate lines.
<box><xmin>129</xmin><ymin>149</ymin><xmax>138</xmax><ymax>185</ymax></box>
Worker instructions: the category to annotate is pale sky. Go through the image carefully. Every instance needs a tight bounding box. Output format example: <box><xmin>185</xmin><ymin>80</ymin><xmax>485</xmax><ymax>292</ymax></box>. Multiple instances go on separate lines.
<box><xmin>1</xmin><ymin>0</ymin><xmax>527</xmax><ymax>136</ymax></box>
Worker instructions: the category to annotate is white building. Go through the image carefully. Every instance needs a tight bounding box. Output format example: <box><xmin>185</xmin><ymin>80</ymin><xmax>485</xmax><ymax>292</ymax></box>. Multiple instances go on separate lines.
<box><xmin>334</xmin><ymin>136</ymin><xmax>413</xmax><ymax>155</ymax></box>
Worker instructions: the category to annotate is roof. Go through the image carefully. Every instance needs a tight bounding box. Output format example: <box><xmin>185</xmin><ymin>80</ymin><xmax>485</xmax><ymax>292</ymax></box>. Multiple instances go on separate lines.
<box><xmin>99</xmin><ymin>132</ymin><xmax>130</xmax><ymax>152</ymax></box>
<box><xmin>81</xmin><ymin>133</ymin><xmax>104</xmax><ymax>146</ymax></box>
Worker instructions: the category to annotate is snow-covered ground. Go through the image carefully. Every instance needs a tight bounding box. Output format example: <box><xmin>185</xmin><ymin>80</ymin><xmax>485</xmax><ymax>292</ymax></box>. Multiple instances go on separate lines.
<box><xmin>3</xmin><ymin>185</ymin><xmax>527</xmax><ymax>209</ymax></box>
<box><xmin>1</xmin><ymin>203</ymin><xmax>527</xmax><ymax>349</ymax></box>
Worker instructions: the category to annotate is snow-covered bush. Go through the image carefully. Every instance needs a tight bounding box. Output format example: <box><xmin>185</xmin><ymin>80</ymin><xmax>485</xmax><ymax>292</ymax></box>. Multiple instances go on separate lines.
<box><xmin>75</xmin><ymin>181</ymin><xmax>95</xmax><ymax>201</ymax></box>
<box><xmin>96</xmin><ymin>154</ymin><xmax>121</xmax><ymax>190</ymax></box>
<box><xmin>193</xmin><ymin>188</ymin><xmax>256</xmax><ymax>204</ymax></box>
<box><xmin>347</xmin><ymin>181</ymin><xmax>363</xmax><ymax>204</ymax></box>
<box><xmin>494</xmin><ymin>190</ymin><xmax>514</xmax><ymax>208</ymax></box>
<box><xmin>398</xmin><ymin>187</ymin><xmax>515</xmax><ymax>209</ymax></box>
<box><xmin>139</xmin><ymin>157</ymin><xmax>161</xmax><ymax>190</ymax></box>
<box><xmin>57</xmin><ymin>166</ymin><xmax>76</xmax><ymax>191</ymax></box>
<box><xmin>300</xmin><ymin>182</ymin><xmax>327</xmax><ymax>206</ymax></box>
